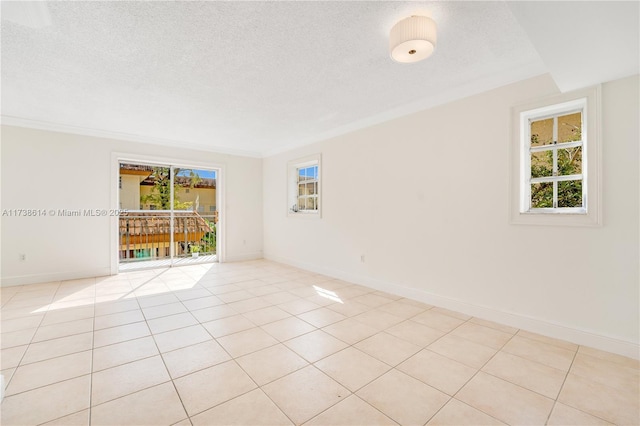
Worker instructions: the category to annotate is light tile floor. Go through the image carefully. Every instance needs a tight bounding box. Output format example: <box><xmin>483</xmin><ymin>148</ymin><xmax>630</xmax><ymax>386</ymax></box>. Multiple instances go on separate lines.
<box><xmin>1</xmin><ymin>260</ymin><xmax>638</xmax><ymax>425</ymax></box>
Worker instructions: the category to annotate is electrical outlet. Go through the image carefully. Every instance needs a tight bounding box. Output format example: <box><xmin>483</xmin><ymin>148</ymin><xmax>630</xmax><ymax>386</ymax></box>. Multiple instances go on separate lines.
<box><xmin>360</xmin><ymin>255</ymin><xmax>365</xmax><ymax>263</ymax></box>
<box><xmin>19</xmin><ymin>253</ymin><xmax>26</xmax><ymax>261</ymax></box>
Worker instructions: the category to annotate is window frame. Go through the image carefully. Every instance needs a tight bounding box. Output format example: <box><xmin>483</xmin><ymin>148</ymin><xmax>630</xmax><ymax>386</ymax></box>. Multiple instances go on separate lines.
<box><xmin>287</xmin><ymin>154</ymin><xmax>321</xmax><ymax>218</ymax></box>
<box><xmin>523</xmin><ymin>101</ymin><xmax>585</xmax><ymax>213</ymax></box>
<box><xmin>510</xmin><ymin>86</ymin><xmax>601</xmax><ymax>227</ymax></box>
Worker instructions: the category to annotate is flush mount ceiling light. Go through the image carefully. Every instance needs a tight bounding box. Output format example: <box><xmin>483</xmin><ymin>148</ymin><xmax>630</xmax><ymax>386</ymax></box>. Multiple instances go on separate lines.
<box><xmin>390</xmin><ymin>15</ymin><xmax>437</xmax><ymax>63</ymax></box>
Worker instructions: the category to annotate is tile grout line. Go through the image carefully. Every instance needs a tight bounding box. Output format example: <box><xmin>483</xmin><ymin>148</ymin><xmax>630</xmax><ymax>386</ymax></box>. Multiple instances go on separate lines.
<box><xmin>424</xmin><ymin>317</ymin><xmax>516</xmax><ymax>425</ymax></box>
<box><xmin>0</xmin><ymin>288</ymin><xmax>20</xmax><ymax>308</ymax></box>
<box><xmin>2</xmin><ymin>281</ymin><xmax>100</xmax><ymax>405</ymax></box>
<box><xmin>25</xmin><ymin>278</ymin><xmax>95</xmax><ymax>426</ymax></box>
<box><xmin>169</xmin><ymin>271</ymin><xmax>304</xmax><ymax>425</ymax></box>
<box><xmin>440</xmin><ymin>325</ymin><xmax>596</xmax><ymax>423</ymax></box>
<box><xmin>1</xmin><ymin>372</ymin><xmax>94</xmax><ymax>399</ymax></box>
<box><xmin>172</xmin><ymin>279</ymin><xmax>386</xmax><ymax>424</ymax></box>
<box><xmin>225</xmin><ymin>358</ymin><xmax>299</xmax><ymax>426</ymax></box>
<box><xmin>544</xmin><ymin>348</ymin><xmax>577</xmax><ymax>425</ymax></box>
<box><xmin>297</xmin><ymin>300</ymin><xmax>431</xmax><ymax>425</ymax></box>
<box><xmin>135</xmin><ymin>285</ymin><xmax>194</xmax><ymax>424</ymax></box>
<box><xmin>89</xmin><ymin>379</ymin><xmax>175</xmax><ymax>410</ymax></box>
<box><xmin>35</xmin><ymin>408</ymin><xmax>88</xmax><ymax>426</ymax></box>
<box><xmin>540</xmin><ymin>345</ymin><xmax>614</xmax><ymax>426</ymax></box>
<box><xmin>2</xmin><ymin>281</ymin><xmax>61</xmax><ymax>398</ymax></box>
<box><xmin>416</xmin><ymin>316</ymin><xmax>479</xmax><ymax>425</ymax></box>
<box><xmin>3</xmin><ymin>261</ymin><xmax>637</xmax><ymax>425</ymax></box>
<box><xmin>24</xmin><ymin>277</ymin><xmax>95</xmax><ymax>424</ymax></box>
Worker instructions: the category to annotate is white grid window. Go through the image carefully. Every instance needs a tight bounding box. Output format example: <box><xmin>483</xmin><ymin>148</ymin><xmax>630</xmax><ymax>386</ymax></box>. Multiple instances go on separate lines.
<box><xmin>288</xmin><ymin>154</ymin><xmax>321</xmax><ymax>217</ymax></box>
<box><xmin>510</xmin><ymin>85</ymin><xmax>601</xmax><ymax>227</ymax></box>
<box><xmin>525</xmin><ymin>103</ymin><xmax>585</xmax><ymax>212</ymax></box>
<box><xmin>296</xmin><ymin>165</ymin><xmax>319</xmax><ymax>212</ymax></box>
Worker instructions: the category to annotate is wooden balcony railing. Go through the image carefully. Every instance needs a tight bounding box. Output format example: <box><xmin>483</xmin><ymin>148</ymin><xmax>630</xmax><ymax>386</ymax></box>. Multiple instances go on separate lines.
<box><xmin>119</xmin><ymin>211</ymin><xmax>217</xmax><ymax>263</ymax></box>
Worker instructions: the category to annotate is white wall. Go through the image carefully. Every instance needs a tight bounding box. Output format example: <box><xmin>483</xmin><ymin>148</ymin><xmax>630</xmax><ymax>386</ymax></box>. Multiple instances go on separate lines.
<box><xmin>263</xmin><ymin>74</ymin><xmax>639</xmax><ymax>358</ymax></box>
<box><xmin>1</xmin><ymin>126</ymin><xmax>263</xmax><ymax>285</ymax></box>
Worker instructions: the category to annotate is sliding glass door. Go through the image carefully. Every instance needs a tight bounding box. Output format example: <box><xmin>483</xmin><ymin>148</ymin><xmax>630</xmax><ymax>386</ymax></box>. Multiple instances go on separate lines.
<box><xmin>118</xmin><ymin>161</ymin><xmax>218</xmax><ymax>270</ymax></box>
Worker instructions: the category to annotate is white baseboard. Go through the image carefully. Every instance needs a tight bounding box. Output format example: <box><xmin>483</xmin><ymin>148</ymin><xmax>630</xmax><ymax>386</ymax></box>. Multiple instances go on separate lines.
<box><xmin>224</xmin><ymin>251</ymin><xmax>263</xmax><ymax>263</ymax></box>
<box><xmin>265</xmin><ymin>253</ymin><xmax>640</xmax><ymax>360</ymax></box>
<box><xmin>0</xmin><ymin>267</ymin><xmax>112</xmax><ymax>287</ymax></box>
<box><xmin>0</xmin><ymin>252</ymin><xmax>261</xmax><ymax>286</ymax></box>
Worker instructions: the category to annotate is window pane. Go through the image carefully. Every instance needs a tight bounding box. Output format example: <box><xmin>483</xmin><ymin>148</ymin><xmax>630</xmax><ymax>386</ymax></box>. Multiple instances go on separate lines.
<box><xmin>140</xmin><ymin>166</ymin><xmax>171</xmax><ymax>211</ymax></box>
<box><xmin>558</xmin><ymin>180</ymin><xmax>582</xmax><ymax>208</ymax></box>
<box><xmin>531</xmin><ymin>182</ymin><xmax>553</xmax><ymax>208</ymax></box>
<box><xmin>558</xmin><ymin>112</ymin><xmax>582</xmax><ymax>143</ymax></box>
<box><xmin>558</xmin><ymin>146</ymin><xmax>582</xmax><ymax>176</ymax></box>
<box><xmin>174</xmin><ymin>167</ymin><xmax>216</xmax><ymax>212</ymax></box>
<box><xmin>306</xmin><ymin>182</ymin><xmax>315</xmax><ymax>195</ymax></box>
<box><xmin>531</xmin><ymin>118</ymin><xmax>553</xmax><ymax>147</ymax></box>
<box><xmin>290</xmin><ymin>157</ymin><xmax>320</xmax><ymax>215</ymax></box>
<box><xmin>531</xmin><ymin>151</ymin><xmax>553</xmax><ymax>178</ymax></box>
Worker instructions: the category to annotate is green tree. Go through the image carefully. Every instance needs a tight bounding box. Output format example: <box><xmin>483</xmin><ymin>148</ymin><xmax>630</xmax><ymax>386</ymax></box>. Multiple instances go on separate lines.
<box><xmin>140</xmin><ymin>167</ymin><xmax>201</xmax><ymax>210</ymax></box>
<box><xmin>200</xmin><ymin>219</ymin><xmax>217</xmax><ymax>253</ymax></box>
<box><xmin>530</xmin><ymin>124</ymin><xmax>582</xmax><ymax>208</ymax></box>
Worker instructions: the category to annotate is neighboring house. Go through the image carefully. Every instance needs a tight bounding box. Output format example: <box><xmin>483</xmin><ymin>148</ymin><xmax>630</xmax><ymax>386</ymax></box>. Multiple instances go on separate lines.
<box><xmin>119</xmin><ymin>163</ymin><xmax>216</xmax><ymax>212</ymax></box>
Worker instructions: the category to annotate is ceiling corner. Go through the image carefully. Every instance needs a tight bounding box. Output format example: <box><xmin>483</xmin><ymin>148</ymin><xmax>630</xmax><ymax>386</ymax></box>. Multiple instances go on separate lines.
<box><xmin>507</xmin><ymin>1</ymin><xmax>639</xmax><ymax>92</ymax></box>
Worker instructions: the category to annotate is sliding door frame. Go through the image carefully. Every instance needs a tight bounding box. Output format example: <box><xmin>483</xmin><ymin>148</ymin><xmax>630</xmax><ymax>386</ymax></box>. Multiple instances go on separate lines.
<box><xmin>110</xmin><ymin>152</ymin><xmax>226</xmax><ymax>275</ymax></box>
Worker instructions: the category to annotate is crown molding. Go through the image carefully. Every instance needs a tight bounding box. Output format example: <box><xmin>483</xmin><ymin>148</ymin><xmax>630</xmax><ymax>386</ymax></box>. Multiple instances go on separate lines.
<box><xmin>263</xmin><ymin>61</ymin><xmax>548</xmax><ymax>157</ymax></box>
<box><xmin>1</xmin><ymin>61</ymin><xmax>548</xmax><ymax>160</ymax></box>
<box><xmin>0</xmin><ymin>116</ymin><xmax>263</xmax><ymax>159</ymax></box>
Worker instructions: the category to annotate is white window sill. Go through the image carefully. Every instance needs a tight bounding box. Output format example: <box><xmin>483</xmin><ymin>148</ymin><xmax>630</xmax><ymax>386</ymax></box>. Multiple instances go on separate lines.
<box><xmin>287</xmin><ymin>211</ymin><xmax>321</xmax><ymax>219</ymax></box>
<box><xmin>510</xmin><ymin>211</ymin><xmax>599</xmax><ymax>227</ymax></box>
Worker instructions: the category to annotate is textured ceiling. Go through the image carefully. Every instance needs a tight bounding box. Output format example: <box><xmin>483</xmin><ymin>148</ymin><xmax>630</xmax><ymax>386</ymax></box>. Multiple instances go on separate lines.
<box><xmin>0</xmin><ymin>2</ymin><xmax>634</xmax><ymax>157</ymax></box>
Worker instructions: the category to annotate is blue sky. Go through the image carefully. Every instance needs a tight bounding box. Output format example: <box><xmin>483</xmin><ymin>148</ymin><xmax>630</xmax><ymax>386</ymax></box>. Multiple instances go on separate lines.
<box><xmin>176</xmin><ymin>169</ymin><xmax>216</xmax><ymax>179</ymax></box>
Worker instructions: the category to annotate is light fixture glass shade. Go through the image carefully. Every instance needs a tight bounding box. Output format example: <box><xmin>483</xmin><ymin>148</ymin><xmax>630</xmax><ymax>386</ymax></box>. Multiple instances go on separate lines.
<box><xmin>390</xmin><ymin>16</ymin><xmax>437</xmax><ymax>63</ymax></box>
